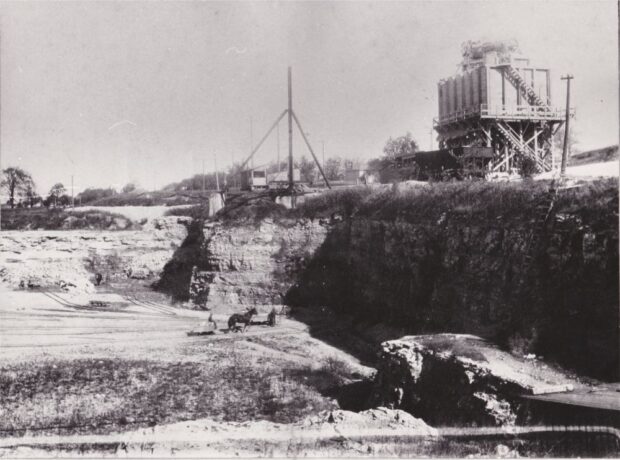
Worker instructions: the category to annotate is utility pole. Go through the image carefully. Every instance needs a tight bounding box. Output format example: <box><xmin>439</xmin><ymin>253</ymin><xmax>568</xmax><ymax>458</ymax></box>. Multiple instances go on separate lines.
<box><xmin>239</xmin><ymin>67</ymin><xmax>331</xmax><ymax>191</ymax></box>
<box><xmin>288</xmin><ymin>66</ymin><xmax>293</xmax><ymax>190</ymax></box>
<box><xmin>202</xmin><ymin>159</ymin><xmax>205</xmax><ymax>193</ymax></box>
<box><xmin>560</xmin><ymin>74</ymin><xmax>573</xmax><ymax>180</ymax></box>
<box><xmin>277</xmin><ymin>123</ymin><xmax>281</xmax><ymax>174</ymax></box>
<box><xmin>214</xmin><ymin>152</ymin><xmax>220</xmax><ymax>191</ymax></box>
<box><xmin>71</xmin><ymin>175</ymin><xmax>74</xmax><ymax>208</ymax></box>
<box><xmin>250</xmin><ymin>117</ymin><xmax>254</xmax><ymax>170</ymax></box>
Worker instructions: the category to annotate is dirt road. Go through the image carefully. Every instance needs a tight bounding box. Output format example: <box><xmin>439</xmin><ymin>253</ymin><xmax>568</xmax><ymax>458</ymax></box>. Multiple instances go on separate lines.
<box><xmin>0</xmin><ymin>286</ymin><xmax>313</xmax><ymax>363</ymax></box>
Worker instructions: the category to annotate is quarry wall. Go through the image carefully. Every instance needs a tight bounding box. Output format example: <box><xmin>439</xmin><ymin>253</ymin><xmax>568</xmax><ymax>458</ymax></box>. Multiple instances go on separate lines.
<box><xmin>191</xmin><ymin>183</ymin><xmax>619</xmax><ymax>380</ymax></box>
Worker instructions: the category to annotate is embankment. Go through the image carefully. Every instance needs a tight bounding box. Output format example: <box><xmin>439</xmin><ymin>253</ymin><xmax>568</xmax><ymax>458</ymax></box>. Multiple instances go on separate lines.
<box><xmin>191</xmin><ymin>180</ymin><xmax>619</xmax><ymax>380</ymax></box>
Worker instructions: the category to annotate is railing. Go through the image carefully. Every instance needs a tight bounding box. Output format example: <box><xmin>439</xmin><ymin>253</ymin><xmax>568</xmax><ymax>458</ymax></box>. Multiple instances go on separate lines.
<box><xmin>480</xmin><ymin>104</ymin><xmax>572</xmax><ymax>120</ymax></box>
<box><xmin>435</xmin><ymin>104</ymin><xmax>574</xmax><ymax>126</ymax></box>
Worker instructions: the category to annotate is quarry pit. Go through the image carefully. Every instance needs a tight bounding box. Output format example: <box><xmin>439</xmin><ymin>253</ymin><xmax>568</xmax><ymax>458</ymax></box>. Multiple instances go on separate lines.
<box><xmin>0</xmin><ymin>179</ymin><xmax>618</xmax><ymax>457</ymax></box>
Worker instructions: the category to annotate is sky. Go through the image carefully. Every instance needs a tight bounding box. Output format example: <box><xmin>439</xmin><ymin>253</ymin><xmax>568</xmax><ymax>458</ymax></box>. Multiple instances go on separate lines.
<box><xmin>1</xmin><ymin>0</ymin><xmax>618</xmax><ymax>194</ymax></box>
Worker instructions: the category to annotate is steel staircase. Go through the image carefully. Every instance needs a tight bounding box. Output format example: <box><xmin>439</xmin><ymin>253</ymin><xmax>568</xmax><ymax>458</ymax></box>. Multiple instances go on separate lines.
<box><xmin>494</xmin><ymin>122</ymin><xmax>549</xmax><ymax>172</ymax></box>
<box><xmin>501</xmin><ymin>64</ymin><xmax>550</xmax><ymax>109</ymax></box>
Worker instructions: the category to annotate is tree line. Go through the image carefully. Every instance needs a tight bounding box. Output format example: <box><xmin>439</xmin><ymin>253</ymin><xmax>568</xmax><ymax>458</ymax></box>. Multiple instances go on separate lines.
<box><xmin>1</xmin><ymin>133</ymin><xmax>422</xmax><ymax>207</ymax></box>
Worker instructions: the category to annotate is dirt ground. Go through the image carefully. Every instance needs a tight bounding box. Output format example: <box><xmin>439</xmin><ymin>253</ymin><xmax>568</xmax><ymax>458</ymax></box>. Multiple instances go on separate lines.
<box><xmin>0</xmin><ymin>277</ymin><xmax>379</xmax><ymax>455</ymax></box>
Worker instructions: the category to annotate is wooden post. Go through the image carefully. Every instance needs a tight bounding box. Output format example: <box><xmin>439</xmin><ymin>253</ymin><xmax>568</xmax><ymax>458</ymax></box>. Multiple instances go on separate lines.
<box><xmin>560</xmin><ymin>74</ymin><xmax>573</xmax><ymax>180</ymax></box>
<box><xmin>288</xmin><ymin>67</ymin><xmax>293</xmax><ymax>190</ymax></box>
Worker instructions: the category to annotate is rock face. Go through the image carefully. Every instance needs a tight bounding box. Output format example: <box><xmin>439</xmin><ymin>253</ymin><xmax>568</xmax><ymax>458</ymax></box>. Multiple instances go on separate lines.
<box><xmin>189</xmin><ymin>218</ymin><xmax>328</xmax><ymax>311</ymax></box>
<box><xmin>286</xmin><ymin>209</ymin><xmax>618</xmax><ymax>380</ymax></box>
<box><xmin>189</xmin><ymin>184</ymin><xmax>618</xmax><ymax>379</ymax></box>
<box><xmin>0</xmin><ymin>217</ymin><xmax>188</xmax><ymax>292</ymax></box>
<box><xmin>371</xmin><ymin>334</ymin><xmax>578</xmax><ymax>427</ymax></box>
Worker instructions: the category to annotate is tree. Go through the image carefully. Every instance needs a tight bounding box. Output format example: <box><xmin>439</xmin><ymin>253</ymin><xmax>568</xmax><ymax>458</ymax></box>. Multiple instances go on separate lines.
<box><xmin>296</xmin><ymin>155</ymin><xmax>316</xmax><ymax>184</ymax></box>
<box><xmin>77</xmin><ymin>187</ymin><xmax>115</xmax><ymax>204</ymax></box>
<box><xmin>122</xmin><ymin>182</ymin><xmax>137</xmax><ymax>194</ymax></box>
<box><xmin>1</xmin><ymin>167</ymin><xmax>33</xmax><ymax>209</ymax></box>
<box><xmin>383</xmin><ymin>132</ymin><xmax>419</xmax><ymax>159</ymax></box>
<box><xmin>24</xmin><ymin>181</ymin><xmax>40</xmax><ymax>207</ymax></box>
<box><xmin>48</xmin><ymin>183</ymin><xmax>66</xmax><ymax>208</ymax></box>
<box><xmin>324</xmin><ymin>157</ymin><xmax>343</xmax><ymax>181</ymax></box>
<box><xmin>58</xmin><ymin>194</ymin><xmax>71</xmax><ymax>207</ymax></box>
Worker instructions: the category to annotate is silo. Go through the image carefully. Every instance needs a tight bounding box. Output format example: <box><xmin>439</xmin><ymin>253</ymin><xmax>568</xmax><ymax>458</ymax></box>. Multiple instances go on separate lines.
<box><xmin>472</xmin><ymin>67</ymin><xmax>480</xmax><ymax>109</ymax></box>
<box><xmin>479</xmin><ymin>66</ymin><xmax>488</xmax><ymax>106</ymax></box>
<box><xmin>447</xmin><ymin>77</ymin><xmax>455</xmax><ymax>116</ymax></box>
<box><xmin>463</xmin><ymin>70</ymin><xmax>472</xmax><ymax>109</ymax></box>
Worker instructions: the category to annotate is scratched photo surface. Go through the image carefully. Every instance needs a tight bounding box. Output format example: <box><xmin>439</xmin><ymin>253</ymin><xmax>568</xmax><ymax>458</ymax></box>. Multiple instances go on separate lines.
<box><xmin>0</xmin><ymin>1</ymin><xmax>618</xmax><ymax>457</ymax></box>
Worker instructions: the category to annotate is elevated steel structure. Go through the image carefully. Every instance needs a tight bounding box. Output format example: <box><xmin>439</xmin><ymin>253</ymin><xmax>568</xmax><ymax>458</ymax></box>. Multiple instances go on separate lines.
<box><xmin>434</xmin><ymin>41</ymin><xmax>575</xmax><ymax>174</ymax></box>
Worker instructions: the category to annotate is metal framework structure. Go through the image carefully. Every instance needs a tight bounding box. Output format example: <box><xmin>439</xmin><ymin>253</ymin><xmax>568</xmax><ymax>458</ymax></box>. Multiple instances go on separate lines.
<box><xmin>434</xmin><ymin>51</ymin><xmax>574</xmax><ymax>174</ymax></box>
<box><xmin>239</xmin><ymin>67</ymin><xmax>331</xmax><ymax>191</ymax></box>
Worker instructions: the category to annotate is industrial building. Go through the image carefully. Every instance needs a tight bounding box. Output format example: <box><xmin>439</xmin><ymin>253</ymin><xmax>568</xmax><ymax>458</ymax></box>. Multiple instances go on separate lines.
<box><xmin>434</xmin><ymin>41</ymin><xmax>573</xmax><ymax>174</ymax></box>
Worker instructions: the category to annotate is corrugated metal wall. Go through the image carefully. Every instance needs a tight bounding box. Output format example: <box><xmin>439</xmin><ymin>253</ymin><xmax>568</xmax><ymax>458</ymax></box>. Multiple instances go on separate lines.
<box><xmin>455</xmin><ymin>75</ymin><xmax>463</xmax><ymax>111</ymax></box>
<box><xmin>436</xmin><ymin>63</ymin><xmax>551</xmax><ymax>120</ymax></box>
<box><xmin>479</xmin><ymin>67</ymin><xmax>487</xmax><ymax>105</ymax></box>
<box><xmin>488</xmin><ymin>67</ymin><xmax>503</xmax><ymax>109</ymax></box>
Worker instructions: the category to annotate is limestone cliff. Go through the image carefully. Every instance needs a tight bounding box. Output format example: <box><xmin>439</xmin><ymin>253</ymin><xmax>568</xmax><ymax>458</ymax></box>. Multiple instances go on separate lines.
<box><xmin>190</xmin><ymin>182</ymin><xmax>618</xmax><ymax>379</ymax></box>
<box><xmin>189</xmin><ymin>218</ymin><xmax>329</xmax><ymax>312</ymax></box>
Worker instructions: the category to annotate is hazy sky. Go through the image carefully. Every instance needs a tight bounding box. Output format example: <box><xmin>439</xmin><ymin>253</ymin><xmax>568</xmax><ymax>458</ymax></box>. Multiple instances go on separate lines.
<box><xmin>1</xmin><ymin>0</ymin><xmax>617</xmax><ymax>193</ymax></box>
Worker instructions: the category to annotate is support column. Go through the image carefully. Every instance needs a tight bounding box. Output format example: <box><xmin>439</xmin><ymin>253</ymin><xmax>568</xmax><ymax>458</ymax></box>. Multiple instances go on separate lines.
<box><xmin>288</xmin><ymin>67</ymin><xmax>294</xmax><ymax>190</ymax></box>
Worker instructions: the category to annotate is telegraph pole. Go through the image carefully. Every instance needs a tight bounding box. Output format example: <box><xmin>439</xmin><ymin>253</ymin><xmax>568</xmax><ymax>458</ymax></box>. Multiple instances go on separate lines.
<box><xmin>250</xmin><ymin>117</ymin><xmax>254</xmax><ymax>170</ymax></box>
<box><xmin>240</xmin><ymin>67</ymin><xmax>330</xmax><ymax>191</ymax></box>
<box><xmin>560</xmin><ymin>74</ymin><xmax>573</xmax><ymax>180</ymax></box>
<box><xmin>288</xmin><ymin>67</ymin><xmax>294</xmax><ymax>190</ymax></box>
<box><xmin>277</xmin><ymin>123</ymin><xmax>281</xmax><ymax>174</ymax></box>
<box><xmin>214</xmin><ymin>152</ymin><xmax>220</xmax><ymax>191</ymax></box>
<box><xmin>202</xmin><ymin>159</ymin><xmax>205</xmax><ymax>193</ymax></box>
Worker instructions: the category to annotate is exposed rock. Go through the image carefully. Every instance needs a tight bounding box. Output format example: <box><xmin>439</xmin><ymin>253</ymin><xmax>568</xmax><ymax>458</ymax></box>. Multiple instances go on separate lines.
<box><xmin>189</xmin><ymin>219</ymin><xmax>329</xmax><ymax>311</ymax></box>
<box><xmin>304</xmin><ymin>407</ymin><xmax>437</xmax><ymax>435</ymax></box>
<box><xmin>0</xmin><ymin>219</ymin><xmax>188</xmax><ymax>292</ymax></box>
<box><xmin>371</xmin><ymin>334</ymin><xmax>579</xmax><ymax>427</ymax></box>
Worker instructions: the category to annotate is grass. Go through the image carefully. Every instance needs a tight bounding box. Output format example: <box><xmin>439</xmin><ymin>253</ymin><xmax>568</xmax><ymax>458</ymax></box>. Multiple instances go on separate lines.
<box><xmin>88</xmin><ymin>190</ymin><xmax>208</xmax><ymax>207</ymax></box>
<box><xmin>293</xmin><ymin>179</ymin><xmax>618</xmax><ymax>228</ymax></box>
<box><xmin>0</xmin><ymin>208</ymin><xmax>135</xmax><ymax>231</ymax></box>
<box><xmin>0</xmin><ymin>338</ymin><xmax>362</xmax><ymax>438</ymax></box>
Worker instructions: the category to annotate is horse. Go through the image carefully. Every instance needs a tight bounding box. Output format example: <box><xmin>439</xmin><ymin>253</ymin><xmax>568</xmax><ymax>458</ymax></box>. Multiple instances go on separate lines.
<box><xmin>227</xmin><ymin>307</ymin><xmax>258</xmax><ymax>333</ymax></box>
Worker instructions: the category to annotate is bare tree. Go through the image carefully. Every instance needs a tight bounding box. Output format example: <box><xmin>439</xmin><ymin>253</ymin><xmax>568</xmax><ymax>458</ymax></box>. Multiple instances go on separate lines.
<box><xmin>1</xmin><ymin>167</ymin><xmax>34</xmax><ymax>209</ymax></box>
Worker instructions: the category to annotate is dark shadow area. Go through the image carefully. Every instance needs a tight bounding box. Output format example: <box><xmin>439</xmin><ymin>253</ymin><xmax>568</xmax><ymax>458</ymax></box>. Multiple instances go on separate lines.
<box><xmin>324</xmin><ymin>379</ymin><xmax>375</xmax><ymax>412</ymax></box>
<box><xmin>284</xmin><ymin>206</ymin><xmax>619</xmax><ymax>381</ymax></box>
<box><xmin>153</xmin><ymin>218</ymin><xmax>206</xmax><ymax>302</ymax></box>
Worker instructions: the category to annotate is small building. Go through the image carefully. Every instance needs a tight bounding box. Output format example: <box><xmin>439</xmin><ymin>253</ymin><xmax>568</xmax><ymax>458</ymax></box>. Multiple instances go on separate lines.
<box><xmin>240</xmin><ymin>169</ymin><xmax>268</xmax><ymax>191</ymax></box>
<box><xmin>344</xmin><ymin>169</ymin><xmax>376</xmax><ymax>185</ymax></box>
<box><xmin>268</xmin><ymin>169</ymin><xmax>301</xmax><ymax>189</ymax></box>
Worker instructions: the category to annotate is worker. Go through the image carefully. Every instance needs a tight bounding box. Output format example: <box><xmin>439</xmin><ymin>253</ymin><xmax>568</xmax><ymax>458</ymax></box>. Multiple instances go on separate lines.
<box><xmin>267</xmin><ymin>307</ymin><xmax>277</xmax><ymax>327</ymax></box>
